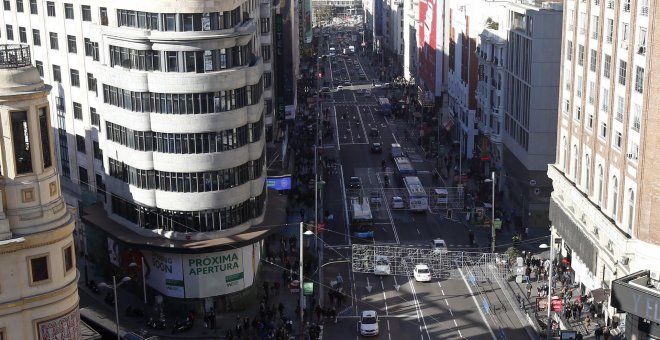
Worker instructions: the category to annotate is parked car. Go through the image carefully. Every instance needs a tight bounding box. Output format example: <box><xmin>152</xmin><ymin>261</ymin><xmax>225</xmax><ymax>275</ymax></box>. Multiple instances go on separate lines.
<box><xmin>337</xmin><ymin>85</ymin><xmax>344</xmax><ymax>91</ymax></box>
<box><xmin>413</xmin><ymin>264</ymin><xmax>432</xmax><ymax>282</ymax></box>
<box><xmin>358</xmin><ymin>310</ymin><xmax>380</xmax><ymax>336</ymax></box>
<box><xmin>369</xmin><ymin>192</ymin><xmax>382</xmax><ymax>206</ymax></box>
<box><xmin>432</xmin><ymin>239</ymin><xmax>448</xmax><ymax>253</ymax></box>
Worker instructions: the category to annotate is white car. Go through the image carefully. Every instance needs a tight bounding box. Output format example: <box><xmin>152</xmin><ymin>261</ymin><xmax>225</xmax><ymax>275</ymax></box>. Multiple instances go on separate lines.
<box><xmin>337</xmin><ymin>85</ymin><xmax>344</xmax><ymax>91</ymax></box>
<box><xmin>413</xmin><ymin>264</ymin><xmax>432</xmax><ymax>282</ymax></box>
<box><xmin>358</xmin><ymin>310</ymin><xmax>379</xmax><ymax>336</ymax></box>
<box><xmin>391</xmin><ymin>196</ymin><xmax>405</xmax><ymax>209</ymax></box>
<box><xmin>432</xmin><ymin>239</ymin><xmax>447</xmax><ymax>253</ymax></box>
<box><xmin>374</xmin><ymin>255</ymin><xmax>391</xmax><ymax>275</ymax></box>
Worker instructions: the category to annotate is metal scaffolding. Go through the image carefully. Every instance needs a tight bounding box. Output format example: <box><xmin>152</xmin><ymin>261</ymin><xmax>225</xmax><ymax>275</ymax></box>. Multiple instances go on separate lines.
<box><xmin>351</xmin><ymin>244</ymin><xmax>509</xmax><ymax>280</ymax></box>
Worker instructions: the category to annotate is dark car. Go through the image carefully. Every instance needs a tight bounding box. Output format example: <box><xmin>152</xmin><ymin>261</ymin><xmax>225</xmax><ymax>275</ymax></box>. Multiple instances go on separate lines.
<box><xmin>348</xmin><ymin>176</ymin><xmax>362</xmax><ymax>189</ymax></box>
<box><xmin>370</xmin><ymin>142</ymin><xmax>382</xmax><ymax>153</ymax></box>
<box><xmin>369</xmin><ymin>128</ymin><xmax>379</xmax><ymax>137</ymax></box>
<box><xmin>343</xmin><ymin>81</ymin><xmax>352</xmax><ymax>86</ymax></box>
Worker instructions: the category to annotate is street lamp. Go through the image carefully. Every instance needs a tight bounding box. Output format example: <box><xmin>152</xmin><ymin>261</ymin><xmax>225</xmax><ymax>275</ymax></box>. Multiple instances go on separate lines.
<box><xmin>484</xmin><ymin>171</ymin><xmax>496</xmax><ymax>252</ymax></box>
<box><xmin>129</xmin><ymin>259</ymin><xmax>147</xmax><ymax>304</ymax></box>
<box><xmin>299</xmin><ymin>222</ymin><xmax>314</xmax><ymax>338</ymax></box>
<box><xmin>99</xmin><ymin>276</ymin><xmax>132</xmax><ymax>340</ymax></box>
<box><xmin>539</xmin><ymin>239</ymin><xmax>555</xmax><ymax>339</ymax></box>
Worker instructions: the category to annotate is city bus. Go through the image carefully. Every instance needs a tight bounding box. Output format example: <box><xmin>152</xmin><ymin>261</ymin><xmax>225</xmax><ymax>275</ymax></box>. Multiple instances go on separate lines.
<box><xmin>403</xmin><ymin>176</ymin><xmax>429</xmax><ymax>212</ymax></box>
<box><xmin>350</xmin><ymin>197</ymin><xmax>374</xmax><ymax>239</ymax></box>
<box><xmin>378</xmin><ymin>97</ymin><xmax>392</xmax><ymax>115</ymax></box>
<box><xmin>394</xmin><ymin>156</ymin><xmax>417</xmax><ymax>181</ymax></box>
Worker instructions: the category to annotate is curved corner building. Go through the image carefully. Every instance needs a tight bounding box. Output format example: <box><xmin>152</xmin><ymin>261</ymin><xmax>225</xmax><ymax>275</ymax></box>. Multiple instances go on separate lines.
<box><xmin>0</xmin><ymin>45</ymin><xmax>79</xmax><ymax>339</ymax></box>
<box><xmin>1</xmin><ymin>0</ymin><xmax>276</xmax><ymax>312</ymax></box>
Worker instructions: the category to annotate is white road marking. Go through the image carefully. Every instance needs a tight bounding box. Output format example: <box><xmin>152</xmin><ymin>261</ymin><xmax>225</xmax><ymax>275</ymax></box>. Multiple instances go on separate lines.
<box><xmin>380</xmin><ymin>279</ymin><xmax>389</xmax><ymax>316</ymax></box>
<box><xmin>458</xmin><ymin>266</ymin><xmax>497</xmax><ymax>339</ymax></box>
<box><xmin>417</xmin><ymin>228</ymin><xmax>421</xmax><ymax>235</ymax></box>
<box><xmin>409</xmin><ymin>278</ymin><xmax>432</xmax><ymax>340</ymax></box>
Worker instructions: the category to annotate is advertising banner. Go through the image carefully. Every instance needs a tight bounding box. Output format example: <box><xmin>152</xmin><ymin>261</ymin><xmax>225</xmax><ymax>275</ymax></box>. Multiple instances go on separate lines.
<box><xmin>142</xmin><ymin>250</ymin><xmax>185</xmax><ymax>298</ymax></box>
<box><xmin>418</xmin><ymin>0</ymin><xmax>443</xmax><ymax>96</ymax></box>
<box><xmin>303</xmin><ymin>0</ymin><xmax>313</xmax><ymax>43</ymax></box>
<box><xmin>183</xmin><ymin>247</ymin><xmax>254</xmax><ymax>298</ymax></box>
<box><xmin>37</xmin><ymin>308</ymin><xmax>81</xmax><ymax>340</ymax></box>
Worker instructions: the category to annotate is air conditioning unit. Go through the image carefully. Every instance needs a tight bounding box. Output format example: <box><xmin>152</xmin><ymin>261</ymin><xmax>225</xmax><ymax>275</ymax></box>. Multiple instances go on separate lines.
<box><xmin>620</xmin><ymin>256</ymin><xmax>630</xmax><ymax>265</ymax></box>
<box><xmin>638</xmin><ymin>46</ymin><xmax>646</xmax><ymax>55</ymax></box>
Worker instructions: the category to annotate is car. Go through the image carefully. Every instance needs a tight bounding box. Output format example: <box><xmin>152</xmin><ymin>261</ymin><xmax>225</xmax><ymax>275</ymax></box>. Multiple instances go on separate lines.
<box><xmin>343</xmin><ymin>81</ymin><xmax>352</xmax><ymax>86</ymax></box>
<box><xmin>359</xmin><ymin>74</ymin><xmax>367</xmax><ymax>79</ymax></box>
<box><xmin>368</xmin><ymin>128</ymin><xmax>379</xmax><ymax>137</ymax></box>
<box><xmin>374</xmin><ymin>255</ymin><xmax>390</xmax><ymax>275</ymax></box>
<box><xmin>320</xmin><ymin>87</ymin><xmax>330</xmax><ymax>93</ymax></box>
<box><xmin>413</xmin><ymin>264</ymin><xmax>432</xmax><ymax>282</ymax></box>
<box><xmin>358</xmin><ymin>310</ymin><xmax>380</xmax><ymax>336</ymax></box>
<box><xmin>348</xmin><ymin>176</ymin><xmax>361</xmax><ymax>189</ymax></box>
<box><xmin>337</xmin><ymin>85</ymin><xmax>344</xmax><ymax>91</ymax></box>
<box><xmin>391</xmin><ymin>196</ymin><xmax>405</xmax><ymax>209</ymax></box>
<box><xmin>432</xmin><ymin>239</ymin><xmax>448</xmax><ymax>253</ymax></box>
<box><xmin>370</xmin><ymin>142</ymin><xmax>382</xmax><ymax>153</ymax></box>
<box><xmin>374</xmin><ymin>82</ymin><xmax>383</xmax><ymax>87</ymax></box>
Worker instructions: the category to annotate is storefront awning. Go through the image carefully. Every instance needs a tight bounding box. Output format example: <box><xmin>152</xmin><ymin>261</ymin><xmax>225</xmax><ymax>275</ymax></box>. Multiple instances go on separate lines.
<box><xmin>590</xmin><ymin>288</ymin><xmax>610</xmax><ymax>303</ymax></box>
<box><xmin>549</xmin><ymin>200</ymin><xmax>599</xmax><ymax>273</ymax></box>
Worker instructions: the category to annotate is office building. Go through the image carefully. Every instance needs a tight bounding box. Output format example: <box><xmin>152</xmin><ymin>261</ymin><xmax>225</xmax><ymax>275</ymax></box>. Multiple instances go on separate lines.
<box><xmin>0</xmin><ymin>44</ymin><xmax>79</xmax><ymax>339</ymax></box>
<box><xmin>549</xmin><ymin>0</ymin><xmax>660</xmax><ymax>331</ymax></box>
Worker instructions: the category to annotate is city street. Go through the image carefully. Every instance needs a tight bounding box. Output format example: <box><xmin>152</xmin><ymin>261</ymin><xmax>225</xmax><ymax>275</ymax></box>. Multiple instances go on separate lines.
<box><xmin>315</xmin><ymin>25</ymin><xmax>530</xmax><ymax>340</ymax></box>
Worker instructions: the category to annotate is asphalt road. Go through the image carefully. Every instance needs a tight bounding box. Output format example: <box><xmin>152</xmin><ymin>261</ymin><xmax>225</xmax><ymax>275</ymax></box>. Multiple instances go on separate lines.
<box><xmin>316</xmin><ymin>27</ymin><xmax>530</xmax><ymax>340</ymax></box>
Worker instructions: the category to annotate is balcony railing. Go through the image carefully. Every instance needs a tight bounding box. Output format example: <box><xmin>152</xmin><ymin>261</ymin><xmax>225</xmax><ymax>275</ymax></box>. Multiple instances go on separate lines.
<box><xmin>0</xmin><ymin>44</ymin><xmax>32</xmax><ymax>69</ymax></box>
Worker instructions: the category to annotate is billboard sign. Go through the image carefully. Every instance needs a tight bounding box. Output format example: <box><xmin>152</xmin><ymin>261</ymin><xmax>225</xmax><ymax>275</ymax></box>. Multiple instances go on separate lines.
<box><xmin>37</xmin><ymin>307</ymin><xmax>81</xmax><ymax>340</ymax></box>
<box><xmin>419</xmin><ymin>0</ymin><xmax>443</xmax><ymax>96</ymax></box>
<box><xmin>142</xmin><ymin>250</ymin><xmax>185</xmax><ymax>298</ymax></box>
<box><xmin>303</xmin><ymin>0</ymin><xmax>313</xmax><ymax>43</ymax></box>
<box><xmin>182</xmin><ymin>246</ymin><xmax>256</xmax><ymax>298</ymax></box>
<box><xmin>267</xmin><ymin>176</ymin><xmax>292</xmax><ymax>190</ymax></box>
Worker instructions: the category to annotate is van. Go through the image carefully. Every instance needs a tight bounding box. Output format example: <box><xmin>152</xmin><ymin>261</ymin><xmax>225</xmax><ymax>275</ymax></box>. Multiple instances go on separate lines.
<box><xmin>433</xmin><ymin>188</ymin><xmax>448</xmax><ymax>204</ymax></box>
<box><xmin>390</xmin><ymin>144</ymin><xmax>404</xmax><ymax>158</ymax></box>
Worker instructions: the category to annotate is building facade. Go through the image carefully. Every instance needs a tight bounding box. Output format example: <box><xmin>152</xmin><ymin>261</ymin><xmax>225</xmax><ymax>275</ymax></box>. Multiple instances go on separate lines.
<box><xmin>549</xmin><ymin>0</ymin><xmax>659</xmax><ymax>329</ymax></box>
<box><xmin>0</xmin><ymin>45</ymin><xmax>79</xmax><ymax>339</ymax></box>
<box><xmin>0</xmin><ymin>0</ymin><xmax>274</xmax><ymax>308</ymax></box>
<box><xmin>475</xmin><ymin>1</ymin><xmax>562</xmax><ymax>228</ymax></box>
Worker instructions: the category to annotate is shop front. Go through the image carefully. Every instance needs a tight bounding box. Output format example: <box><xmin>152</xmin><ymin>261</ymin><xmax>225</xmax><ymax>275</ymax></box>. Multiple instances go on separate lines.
<box><xmin>611</xmin><ymin>271</ymin><xmax>660</xmax><ymax>339</ymax></box>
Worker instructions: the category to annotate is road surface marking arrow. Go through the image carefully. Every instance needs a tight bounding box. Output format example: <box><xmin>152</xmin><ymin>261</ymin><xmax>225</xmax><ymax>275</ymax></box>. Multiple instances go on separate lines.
<box><xmin>393</xmin><ymin>276</ymin><xmax>401</xmax><ymax>292</ymax></box>
<box><xmin>366</xmin><ymin>276</ymin><xmax>373</xmax><ymax>293</ymax></box>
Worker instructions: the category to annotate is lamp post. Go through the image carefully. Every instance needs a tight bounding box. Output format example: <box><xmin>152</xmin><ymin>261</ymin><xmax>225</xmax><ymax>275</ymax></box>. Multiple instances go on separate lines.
<box><xmin>540</xmin><ymin>238</ymin><xmax>555</xmax><ymax>339</ymax></box>
<box><xmin>484</xmin><ymin>171</ymin><xmax>496</xmax><ymax>252</ymax></box>
<box><xmin>299</xmin><ymin>222</ymin><xmax>314</xmax><ymax>338</ymax></box>
<box><xmin>99</xmin><ymin>276</ymin><xmax>132</xmax><ymax>340</ymax></box>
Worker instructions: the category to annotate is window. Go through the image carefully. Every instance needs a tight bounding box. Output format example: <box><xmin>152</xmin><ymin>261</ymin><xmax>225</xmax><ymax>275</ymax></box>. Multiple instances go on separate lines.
<box><xmin>76</xmin><ymin>134</ymin><xmax>85</xmax><ymax>153</ymax></box>
<box><xmin>576</xmin><ymin>76</ymin><xmax>583</xmax><ymax>98</ymax></box>
<box><xmin>631</xmin><ymin>104</ymin><xmax>641</xmax><ymax>132</ymax></box>
<box><xmin>67</xmin><ymin>35</ymin><xmax>76</xmax><ymax>53</ymax></box>
<box><xmin>572</xmin><ymin>145</ymin><xmax>578</xmax><ymax>179</ymax></box>
<box><xmin>70</xmin><ymin>69</ymin><xmax>79</xmax><ymax>87</ymax></box>
<box><xmin>618</xmin><ymin>60</ymin><xmax>627</xmax><ymax>85</ymax></box>
<box><xmin>589</xmin><ymin>49</ymin><xmax>597</xmax><ymax>72</ymax></box>
<box><xmin>602</xmin><ymin>88</ymin><xmax>609</xmax><ymax>112</ymax></box>
<box><xmin>629</xmin><ymin>141</ymin><xmax>639</xmax><ymax>161</ymax></box>
<box><xmin>262</xmin><ymin>46</ymin><xmax>271</xmax><ymax>61</ymax></box>
<box><xmin>585</xmin><ymin>155</ymin><xmax>591</xmax><ymax>191</ymax></box>
<box><xmin>35</xmin><ymin>60</ymin><xmax>43</xmax><ymax>76</ymax></box>
<box><xmin>63</xmin><ymin>245</ymin><xmax>74</xmax><ymax>272</ymax></box>
<box><xmin>90</xmin><ymin>107</ymin><xmax>99</xmax><ymax>127</ymax></box>
<box><xmin>16</xmin><ymin>0</ymin><xmax>23</xmax><ymax>12</ymax></box>
<box><xmin>597</xmin><ymin>165</ymin><xmax>603</xmax><ymax>204</ymax></box>
<box><xmin>264</xmin><ymin>72</ymin><xmax>272</xmax><ymax>88</ymax></box>
<box><xmin>49</xmin><ymin>32</ymin><xmax>58</xmax><ymax>50</ymax></box>
<box><xmin>578</xmin><ymin>12</ymin><xmax>586</xmax><ymax>34</ymax></box>
<box><xmin>46</xmin><ymin>1</ymin><xmax>54</xmax><ymax>16</ymax></box>
<box><xmin>577</xmin><ymin>45</ymin><xmax>584</xmax><ymax>66</ymax></box>
<box><xmin>38</xmin><ymin>107</ymin><xmax>51</xmax><ymax>168</ymax></box>
<box><xmin>634</xmin><ymin>67</ymin><xmax>644</xmax><ymax>93</ymax></box>
<box><xmin>55</xmin><ymin>96</ymin><xmax>64</xmax><ymax>111</ymax></box>
<box><xmin>588</xmin><ymin>81</ymin><xmax>595</xmax><ymax>104</ymax></box>
<box><xmin>603</xmin><ymin>54</ymin><xmax>611</xmax><ymax>78</ymax></box>
<box><xmin>19</xmin><ymin>26</ymin><xmax>26</xmax><ymax>43</ymax></box>
<box><xmin>84</xmin><ymin>38</ymin><xmax>99</xmax><ymax>61</ymax></box>
<box><xmin>52</xmin><ymin>65</ymin><xmax>61</xmax><ymax>82</ymax></box>
<box><xmin>29</xmin><ymin>254</ymin><xmax>50</xmax><ymax>284</ymax></box>
<box><xmin>81</xmin><ymin>5</ymin><xmax>91</xmax><ymax>21</ymax></box>
<box><xmin>32</xmin><ymin>29</ymin><xmax>40</xmax><ymax>46</ymax></box>
<box><xmin>163</xmin><ymin>13</ymin><xmax>176</xmax><ymax>31</ymax></box>
<box><xmin>566</xmin><ymin>41</ymin><xmax>573</xmax><ymax>61</ymax></box>
<box><xmin>563</xmin><ymin>99</ymin><xmax>570</xmax><ymax>113</ymax></box>
<box><xmin>64</xmin><ymin>3</ymin><xmax>73</xmax><ymax>19</ymax></box>
<box><xmin>166</xmin><ymin>51</ymin><xmax>178</xmax><ymax>71</ymax></box>
<box><xmin>3</xmin><ymin>0</ymin><xmax>9</xmax><ymax>10</ymax></box>
<box><xmin>29</xmin><ymin>0</ymin><xmax>36</xmax><ymax>14</ymax></box>
<box><xmin>622</xmin><ymin>0</ymin><xmax>630</xmax><ymax>12</ymax></box>
<box><xmin>600</xmin><ymin>122</ymin><xmax>607</xmax><ymax>138</ymax></box>
<box><xmin>612</xmin><ymin>176</ymin><xmax>619</xmax><ymax>218</ymax></box>
<box><xmin>100</xmin><ymin>7</ymin><xmax>107</xmax><ymax>25</ymax></box>
<box><xmin>620</xmin><ymin>23</ymin><xmax>629</xmax><ymax>48</ymax></box>
<box><xmin>640</xmin><ymin>0</ymin><xmax>649</xmax><ymax>16</ymax></box>
<box><xmin>5</xmin><ymin>25</ymin><xmax>13</xmax><ymax>41</ymax></box>
<box><xmin>587</xmin><ymin>113</ymin><xmax>593</xmax><ymax>130</ymax></box>
<box><xmin>73</xmin><ymin>102</ymin><xmax>82</xmax><ymax>119</ymax></box>
<box><xmin>11</xmin><ymin>111</ymin><xmax>32</xmax><ymax>174</ymax></box>
<box><xmin>591</xmin><ymin>15</ymin><xmax>599</xmax><ymax>39</ymax></box>
<box><xmin>87</xmin><ymin>73</ymin><xmax>97</xmax><ymax>93</ymax></box>
<box><xmin>627</xmin><ymin>189</ymin><xmax>635</xmax><ymax>234</ymax></box>
<box><xmin>614</xmin><ymin>130</ymin><xmax>622</xmax><ymax>148</ymax></box>
<box><xmin>93</xmin><ymin>141</ymin><xmax>103</xmax><ymax>160</ymax></box>
<box><xmin>637</xmin><ymin>27</ymin><xmax>647</xmax><ymax>55</ymax></box>
<box><xmin>79</xmin><ymin>166</ymin><xmax>88</xmax><ymax>190</ymax></box>
<box><xmin>260</xmin><ymin>17</ymin><xmax>271</xmax><ymax>34</ymax></box>
<box><xmin>606</xmin><ymin>19</ymin><xmax>613</xmax><ymax>43</ymax></box>
<box><xmin>575</xmin><ymin>106</ymin><xmax>581</xmax><ymax>121</ymax></box>
<box><xmin>616</xmin><ymin>96</ymin><xmax>624</xmax><ymax>121</ymax></box>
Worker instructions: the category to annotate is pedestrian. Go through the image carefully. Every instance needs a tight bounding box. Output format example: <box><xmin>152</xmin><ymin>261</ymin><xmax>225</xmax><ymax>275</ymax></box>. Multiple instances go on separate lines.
<box><xmin>336</xmin><ymin>274</ymin><xmax>344</xmax><ymax>289</ymax></box>
<box><xmin>278</xmin><ymin>302</ymin><xmax>285</xmax><ymax>317</ymax></box>
<box><xmin>603</xmin><ymin>326</ymin><xmax>610</xmax><ymax>340</ymax></box>
<box><xmin>244</xmin><ymin>316</ymin><xmax>249</xmax><ymax>333</ymax></box>
<box><xmin>576</xmin><ymin>332</ymin><xmax>583</xmax><ymax>340</ymax></box>
<box><xmin>315</xmin><ymin>305</ymin><xmax>322</xmax><ymax>323</ymax></box>
<box><xmin>226</xmin><ymin>328</ymin><xmax>234</xmax><ymax>340</ymax></box>
<box><xmin>525</xmin><ymin>266</ymin><xmax>532</xmax><ymax>284</ymax></box>
<box><xmin>274</xmin><ymin>280</ymin><xmax>280</xmax><ymax>295</ymax></box>
<box><xmin>584</xmin><ymin>315</ymin><xmax>592</xmax><ymax>330</ymax></box>
<box><xmin>594</xmin><ymin>323</ymin><xmax>603</xmax><ymax>340</ymax></box>
<box><xmin>526</xmin><ymin>283</ymin><xmax>532</xmax><ymax>298</ymax></box>
<box><xmin>235</xmin><ymin>323</ymin><xmax>242</xmax><ymax>338</ymax></box>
